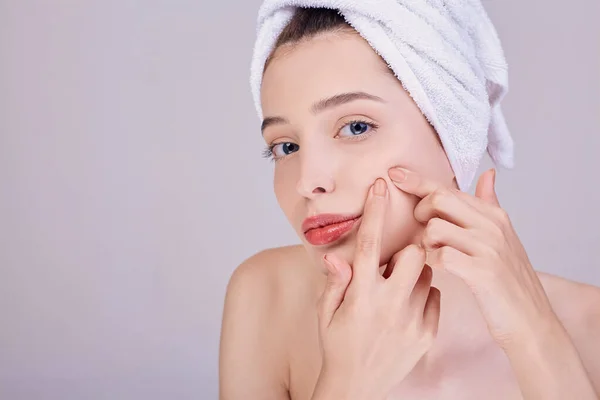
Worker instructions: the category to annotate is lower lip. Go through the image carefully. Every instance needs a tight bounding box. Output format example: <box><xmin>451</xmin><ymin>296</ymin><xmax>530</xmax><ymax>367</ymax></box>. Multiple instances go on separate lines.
<box><xmin>304</xmin><ymin>217</ymin><xmax>361</xmax><ymax>246</ymax></box>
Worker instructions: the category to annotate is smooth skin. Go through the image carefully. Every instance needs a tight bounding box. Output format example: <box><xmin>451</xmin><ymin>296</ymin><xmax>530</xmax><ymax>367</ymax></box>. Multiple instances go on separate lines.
<box><xmin>219</xmin><ymin>30</ymin><xmax>600</xmax><ymax>400</ymax></box>
<box><xmin>311</xmin><ymin>178</ymin><xmax>442</xmax><ymax>400</ymax></box>
<box><xmin>312</xmin><ymin>170</ymin><xmax>598</xmax><ymax>400</ymax></box>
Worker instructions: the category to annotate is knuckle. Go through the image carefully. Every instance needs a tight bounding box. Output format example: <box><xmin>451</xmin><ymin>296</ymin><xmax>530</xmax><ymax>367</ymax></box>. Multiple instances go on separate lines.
<box><xmin>357</xmin><ymin>234</ymin><xmax>379</xmax><ymax>253</ymax></box>
<box><xmin>494</xmin><ymin>207</ymin><xmax>510</xmax><ymax>224</ymax></box>
<box><xmin>421</xmin><ymin>235</ymin><xmax>435</xmax><ymax>251</ymax></box>
<box><xmin>430</xmin><ymin>189</ymin><xmax>449</xmax><ymax>208</ymax></box>
<box><xmin>421</xmin><ymin>232</ymin><xmax>432</xmax><ymax>249</ymax></box>
<box><xmin>423</xmin><ymin>218</ymin><xmax>443</xmax><ymax>246</ymax></box>
<box><xmin>494</xmin><ymin>335</ymin><xmax>514</xmax><ymax>350</ymax></box>
<box><xmin>405</xmin><ymin>243</ymin><xmax>426</xmax><ymax>261</ymax></box>
<box><xmin>490</xmin><ymin>221</ymin><xmax>505</xmax><ymax>238</ymax></box>
<box><xmin>428</xmin><ymin>217</ymin><xmax>444</xmax><ymax>228</ymax></box>
<box><xmin>481</xmin><ymin>238</ymin><xmax>502</xmax><ymax>258</ymax></box>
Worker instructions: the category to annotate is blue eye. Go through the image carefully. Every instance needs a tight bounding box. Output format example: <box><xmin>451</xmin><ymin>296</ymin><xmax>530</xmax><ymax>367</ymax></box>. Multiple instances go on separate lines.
<box><xmin>262</xmin><ymin>142</ymin><xmax>299</xmax><ymax>162</ymax></box>
<box><xmin>273</xmin><ymin>142</ymin><xmax>299</xmax><ymax>156</ymax></box>
<box><xmin>261</xmin><ymin>119</ymin><xmax>379</xmax><ymax>162</ymax></box>
<box><xmin>261</xmin><ymin>141</ymin><xmax>299</xmax><ymax>162</ymax></box>
<box><xmin>338</xmin><ymin>120</ymin><xmax>377</xmax><ymax>137</ymax></box>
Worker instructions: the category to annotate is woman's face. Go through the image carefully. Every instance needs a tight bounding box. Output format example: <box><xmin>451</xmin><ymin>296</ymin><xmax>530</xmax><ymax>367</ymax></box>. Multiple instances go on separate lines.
<box><xmin>260</xmin><ymin>30</ymin><xmax>457</xmax><ymax>271</ymax></box>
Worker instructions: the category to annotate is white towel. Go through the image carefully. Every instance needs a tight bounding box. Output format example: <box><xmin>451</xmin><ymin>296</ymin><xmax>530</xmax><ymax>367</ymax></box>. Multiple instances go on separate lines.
<box><xmin>249</xmin><ymin>0</ymin><xmax>515</xmax><ymax>191</ymax></box>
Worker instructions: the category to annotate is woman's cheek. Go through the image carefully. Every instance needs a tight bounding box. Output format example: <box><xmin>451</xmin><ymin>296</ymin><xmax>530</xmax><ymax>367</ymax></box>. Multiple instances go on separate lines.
<box><xmin>273</xmin><ymin>168</ymin><xmax>298</xmax><ymax>225</ymax></box>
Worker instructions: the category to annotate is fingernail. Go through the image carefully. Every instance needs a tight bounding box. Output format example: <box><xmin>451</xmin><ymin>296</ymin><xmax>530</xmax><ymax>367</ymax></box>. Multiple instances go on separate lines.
<box><xmin>373</xmin><ymin>178</ymin><xmax>387</xmax><ymax>197</ymax></box>
<box><xmin>389</xmin><ymin>167</ymin><xmax>408</xmax><ymax>183</ymax></box>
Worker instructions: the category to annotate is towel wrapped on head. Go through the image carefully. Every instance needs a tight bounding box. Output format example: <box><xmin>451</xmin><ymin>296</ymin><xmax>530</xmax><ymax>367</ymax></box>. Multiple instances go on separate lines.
<box><xmin>250</xmin><ymin>0</ymin><xmax>514</xmax><ymax>192</ymax></box>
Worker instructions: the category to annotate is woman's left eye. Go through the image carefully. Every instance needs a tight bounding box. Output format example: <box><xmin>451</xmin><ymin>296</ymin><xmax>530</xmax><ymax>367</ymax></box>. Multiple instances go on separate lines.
<box><xmin>338</xmin><ymin>120</ymin><xmax>378</xmax><ymax>137</ymax></box>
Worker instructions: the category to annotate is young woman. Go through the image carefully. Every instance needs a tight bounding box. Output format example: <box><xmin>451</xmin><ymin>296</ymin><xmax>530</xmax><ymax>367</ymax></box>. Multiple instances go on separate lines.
<box><xmin>219</xmin><ymin>7</ymin><xmax>600</xmax><ymax>400</ymax></box>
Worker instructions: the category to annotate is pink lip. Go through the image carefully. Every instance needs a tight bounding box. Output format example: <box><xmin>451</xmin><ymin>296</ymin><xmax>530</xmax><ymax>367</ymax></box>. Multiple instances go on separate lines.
<box><xmin>302</xmin><ymin>213</ymin><xmax>362</xmax><ymax>246</ymax></box>
<box><xmin>302</xmin><ymin>213</ymin><xmax>361</xmax><ymax>232</ymax></box>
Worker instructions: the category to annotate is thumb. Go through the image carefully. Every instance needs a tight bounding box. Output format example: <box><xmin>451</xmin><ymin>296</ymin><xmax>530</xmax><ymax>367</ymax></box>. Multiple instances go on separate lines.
<box><xmin>318</xmin><ymin>254</ymin><xmax>352</xmax><ymax>330</ymax></box>
<box><xmin>475</xmin><ymin>168</ymin><xmax>501</xmax><ymax>206</ymax></box>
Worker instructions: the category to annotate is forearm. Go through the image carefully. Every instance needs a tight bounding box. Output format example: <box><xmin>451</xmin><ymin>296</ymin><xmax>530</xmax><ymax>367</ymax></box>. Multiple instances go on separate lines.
<box><xmin>504</xmin><ymin>318</ymin><xmax>598</xmax><ymax>400</ymax></box>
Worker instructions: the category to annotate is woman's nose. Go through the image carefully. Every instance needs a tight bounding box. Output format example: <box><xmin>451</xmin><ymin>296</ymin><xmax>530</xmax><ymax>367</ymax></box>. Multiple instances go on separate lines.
<box><xmin>296</xmin><ymin>152</ymin><xmax>335</xmax><ymax>199</ymax></box>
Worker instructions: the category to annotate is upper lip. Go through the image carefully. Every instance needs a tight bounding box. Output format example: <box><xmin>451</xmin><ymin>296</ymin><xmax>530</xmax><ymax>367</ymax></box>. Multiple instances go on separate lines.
<box><xmin>302</xmin><ymin>213</ymin><xmax>362</xmax><ymax>233</ymax></box>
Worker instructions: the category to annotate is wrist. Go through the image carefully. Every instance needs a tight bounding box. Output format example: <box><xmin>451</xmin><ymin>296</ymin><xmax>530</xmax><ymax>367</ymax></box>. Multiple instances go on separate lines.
<box><xmin>311</xmin><ymin>365</ymin><xmax>385</xmax><ymax>400</ymax></box>
<box><xmin>503</xmin><ymin>316</ymin><xmax>596</xmax><ymax>399</ymax></box>
<box><xmin>503</xmin><ymin>311</ymin><xmax>567</xmax><ymax>358</ymax></box>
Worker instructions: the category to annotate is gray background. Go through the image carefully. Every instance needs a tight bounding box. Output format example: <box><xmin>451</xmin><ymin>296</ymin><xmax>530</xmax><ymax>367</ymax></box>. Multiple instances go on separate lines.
<box><xmin>1</xmin><ymin>0</ymin><xmax>598</xmax><ymax>399</ymax></box>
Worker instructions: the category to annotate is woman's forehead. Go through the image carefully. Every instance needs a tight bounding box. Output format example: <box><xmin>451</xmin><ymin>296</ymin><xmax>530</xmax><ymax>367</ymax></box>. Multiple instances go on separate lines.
<box><xmin>261</xmin><ymin>33</ymin><xmax>398</xmax><ymax>115</ymax></box>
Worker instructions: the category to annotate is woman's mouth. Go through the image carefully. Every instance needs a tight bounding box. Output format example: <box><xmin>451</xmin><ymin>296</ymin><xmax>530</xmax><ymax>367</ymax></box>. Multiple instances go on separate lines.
<box><xmin>302</xmin><ymin>213</ymin><xmax>362</xmax><ymax>246</ymax></box>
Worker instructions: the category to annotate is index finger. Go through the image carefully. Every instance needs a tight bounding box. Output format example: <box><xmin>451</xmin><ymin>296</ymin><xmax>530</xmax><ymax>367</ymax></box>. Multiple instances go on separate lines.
<box><xmin>388</xmin><ymin>167</ymin><xmax>440</xmax><ymax>199</ymax></box>
<box><xmin>389</xmin><ymin>167</ymin><xmax>497</xmax><ymax>224</ymax></box>
<box><xmin>352</xmin><ymin>178</ymin><xmax>388</xmax><ymax>284</ymax></box>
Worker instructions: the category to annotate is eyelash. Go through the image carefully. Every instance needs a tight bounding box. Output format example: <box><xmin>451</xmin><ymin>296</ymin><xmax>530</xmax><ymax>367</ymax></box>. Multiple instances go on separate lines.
<box><xmin>261</xmin><ymin>119</ymin><xmax>380</xmax><ymax>162</ymax></box>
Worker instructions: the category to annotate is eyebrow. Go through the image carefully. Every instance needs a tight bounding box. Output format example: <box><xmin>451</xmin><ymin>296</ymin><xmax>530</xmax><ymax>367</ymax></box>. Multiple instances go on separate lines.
<box><xmin>260</xmin><ymin>91</ymin><xmax>386</xmax><ymax>134</ymax></box>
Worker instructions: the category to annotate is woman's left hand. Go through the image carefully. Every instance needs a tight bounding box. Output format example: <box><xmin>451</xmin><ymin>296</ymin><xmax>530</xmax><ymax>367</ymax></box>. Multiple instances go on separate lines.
<box><xmin>387</xmin><ymin>166</ymin><xmax>560</xmax><ymax>350</ymax></box>
<box><xmin>387</xmin><ymin>166</ymin><xmax>600</xmax><ymax>400</ymax></box>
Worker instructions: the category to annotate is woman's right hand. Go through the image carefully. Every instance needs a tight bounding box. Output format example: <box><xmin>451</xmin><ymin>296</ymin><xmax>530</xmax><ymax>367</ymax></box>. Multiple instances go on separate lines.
<box><xmin>311</xmin><ymin>178</ymin><xmax>441</xmax><ymax>400</ymax></box>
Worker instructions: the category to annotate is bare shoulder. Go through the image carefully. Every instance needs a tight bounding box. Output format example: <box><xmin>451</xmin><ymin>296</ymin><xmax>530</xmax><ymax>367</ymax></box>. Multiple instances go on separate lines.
<box><xmin>221</xmin><ymin>243</ymin><xmax>315</xmax><ymax>334</ymax></box>
<box><xmin>537</xmin><ymin>271</ymin><xmax>600</xmax><ymax>328</ymax></box>
<box><xmin>219</xmin><ymin>244</ymin><xmax>316</xmax><ymax>399</ymax></box>
<box><xmin>224</xmin><ymin>244</ymin><xmax>317</xmax><ymax>304</ymax></box>
<box><xmin>538</xmin><ymin>272</ymin><xmax>600</xmax><ymax>388</ymax></box>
